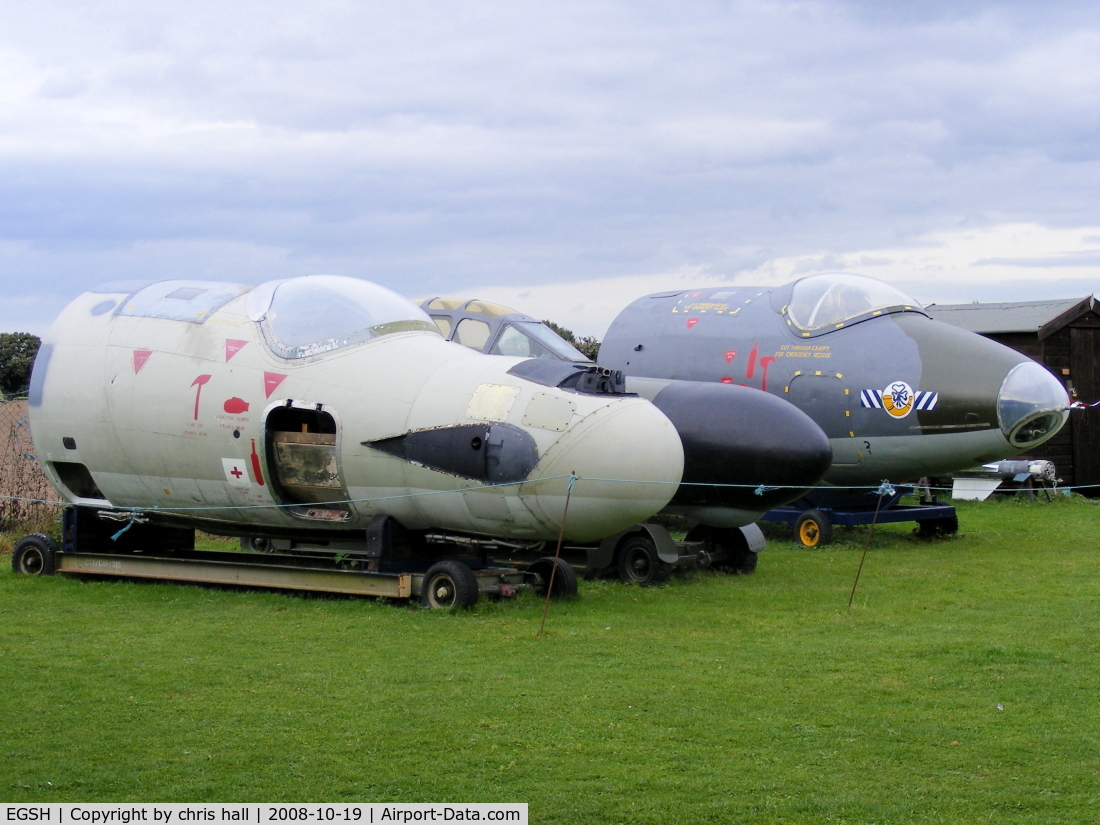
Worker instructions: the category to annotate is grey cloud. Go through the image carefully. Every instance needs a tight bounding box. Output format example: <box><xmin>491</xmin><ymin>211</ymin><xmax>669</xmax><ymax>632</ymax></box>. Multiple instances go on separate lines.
<box><xmin>3</xmin><ymin>0</ymin><xmax>1100</xmax><ymax>330</ymax></box>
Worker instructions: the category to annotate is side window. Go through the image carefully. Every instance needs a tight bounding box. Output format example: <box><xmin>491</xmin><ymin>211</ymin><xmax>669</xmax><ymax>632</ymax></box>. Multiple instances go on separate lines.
<box><xmin>454</xmin><ymin>319</ymin><xmax>491</xmax><ymax>350</ymax></box>
<box><xmin>431</xmin><ymin>315</ymin><xmax>453</xmax><ymax>337</ymax></box>
<box><xmin>490</xmin><ymin>325</ymin><xmax>533</xmax><ymax>357</ymax></box>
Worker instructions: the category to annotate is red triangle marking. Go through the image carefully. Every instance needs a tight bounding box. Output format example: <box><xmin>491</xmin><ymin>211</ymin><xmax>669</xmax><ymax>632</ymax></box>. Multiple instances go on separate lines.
<box><xmin>133</xmin><ymin>350</ymin><xmax>153</xmax><ymax>374</ymax></box>
<box><xmin>225</xmin><ymin>339</ymin><xmax>248</xmax><ymax>362</ymax></box>
<box><xmin>264</xmin><ymin>372</ymin><xmax>287</xmax><ymax>398</ymax></box>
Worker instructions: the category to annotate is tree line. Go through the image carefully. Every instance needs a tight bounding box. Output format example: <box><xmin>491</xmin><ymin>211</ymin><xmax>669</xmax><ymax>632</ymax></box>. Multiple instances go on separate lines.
<box><xmin>0</xmin><ymin>332</ymin><xmax>39</xmax><ymax>398</ymax></box>
<box><xmin>542</xmin><ymin>320</ymin><xmax>600</xmax><ymax>361</ymax></box>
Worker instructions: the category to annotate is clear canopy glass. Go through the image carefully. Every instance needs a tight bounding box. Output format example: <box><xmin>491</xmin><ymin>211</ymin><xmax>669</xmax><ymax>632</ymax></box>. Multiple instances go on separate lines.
<box><xmin>998</xmin><ymin>361</ymin><xmax>1070</xmax><ymax>448</ymax></box>
<box><xmin>252</xmin><ymin>275</ymin><xmax>438</xmax><ymax>359</ymax></box>
<box><xmin>487</xmin><ymin>321</ymin><xmax>588</xmax><ymax>361</ymax></box>
<box><xmin>786</xmin><ymin>273</ymin><xmax>921</xmax><ymax>332</ymax></box>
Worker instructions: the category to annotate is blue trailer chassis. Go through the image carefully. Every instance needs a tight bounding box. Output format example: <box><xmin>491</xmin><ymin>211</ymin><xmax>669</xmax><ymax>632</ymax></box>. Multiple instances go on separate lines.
<box><xmin>760</xmin><ymin>486</ymin><xmax>957</xmax><ymax>545</ymax></box>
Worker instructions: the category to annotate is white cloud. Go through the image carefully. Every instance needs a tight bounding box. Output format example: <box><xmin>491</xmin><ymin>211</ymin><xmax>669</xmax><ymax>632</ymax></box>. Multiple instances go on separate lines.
<box><xmin>465</xmin><ymin>222</ymin><xmax>1100</xmax><ymax>336</ymax></box>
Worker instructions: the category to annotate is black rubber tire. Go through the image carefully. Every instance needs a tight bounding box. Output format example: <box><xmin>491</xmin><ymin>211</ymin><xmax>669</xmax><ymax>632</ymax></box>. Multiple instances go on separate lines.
<box><xmin>616</xmin><ymin>535</ymin><xmax>672</xmax><ymax>585</ymax></box>
<box><xmin>527</xmin><ymin>556</ymin><xmax>578</xmax><ymax>599</ymax></box>
<box><xmin>12</xmin><ymin>534</ymin><xmax>59</xmax><ymax>576</ymax></box>
<box><xmin>917</xmin><ymin>515</ymin><xmax>960</xmax><ymax>538</ymax></box>
<box><xmin>421</xmin><ymin>561</ymin><xmax>480</xmax><ymax>608</ymax></box>
<box><xmin>794</xmin><ymin>509</ymin><xmax>832</xmax><ymax>548</ymax></box>
<box><xmin>684</xmin><ymin>525</ymin><xmax>759</xmax><ymax>574</ymax></box>
<box><xmin>737</xmin><ymin>549</ymin><xmax>759</xmax><ymax>574</ymax></box>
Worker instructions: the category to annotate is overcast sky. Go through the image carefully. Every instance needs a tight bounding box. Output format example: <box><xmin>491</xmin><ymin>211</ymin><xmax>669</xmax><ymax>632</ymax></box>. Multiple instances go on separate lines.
<box><xmin>3</xmin><ymin>0</ymin><xmax>1100</xmax><ymax>336</ymax></box>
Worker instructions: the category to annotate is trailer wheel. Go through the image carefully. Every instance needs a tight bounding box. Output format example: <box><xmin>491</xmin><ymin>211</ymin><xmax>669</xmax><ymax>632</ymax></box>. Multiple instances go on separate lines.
<box><xmin>12</xmin><ymin>534</ymin><xmax>59</xmax><ymax>576</ymax></box>
<box><xmin>528</xmin><ymin>556</ymin><xmax>578</xmax><ymax>599</ymax></box>
<box><xmin>421</xmin><ymin>561</ymin><xmax>480</xmax><ymax>609</ymax></box>
<box><xmin>616</xmin><ymin>535</ymin><xmax>672</xmax><ymax>586</ymax></box>
<box><xmin>684</xmin><ymin>525</ymin><xmax>758</xmax><ymax>574</ymax></box>
<box><xmin>735</xmin><ymin>549</ymin><xmax>759</xmax><ymax>574</ymax></box>
<box><xmin>795</xmin><ymin>510</ymin><xmax>832</xmax><ymax>548</ymax></box>
<box><xmin>917</xmin><ymin>515</ymin><xmax>959</xmax><ymax>538</ymax></box>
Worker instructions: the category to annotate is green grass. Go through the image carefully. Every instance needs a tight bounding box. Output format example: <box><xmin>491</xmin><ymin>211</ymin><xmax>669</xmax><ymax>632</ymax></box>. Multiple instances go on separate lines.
<box><xmin>2</xmin><ymin>496</ymin><xmax>1099</xmax><ymax>823</ymax></box>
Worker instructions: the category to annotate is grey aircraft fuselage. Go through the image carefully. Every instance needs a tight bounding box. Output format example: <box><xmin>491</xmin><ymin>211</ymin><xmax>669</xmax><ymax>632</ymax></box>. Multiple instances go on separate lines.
<box><xmin>28</xmin><ymin>276</ymin><xmax>688</xmax><ymax>546</ymax></box>
<box><xmin>598</xmin><ymin>273</ymin><xmax>1071</xmax><ymax>488</ymax></box>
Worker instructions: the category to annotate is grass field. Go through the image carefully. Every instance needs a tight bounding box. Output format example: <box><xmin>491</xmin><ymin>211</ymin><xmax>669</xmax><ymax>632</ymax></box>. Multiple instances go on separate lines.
<box><xmin>2</xmin><ymin>495</ymin><xmax>1099</xmax><ymax>823</ymax></box>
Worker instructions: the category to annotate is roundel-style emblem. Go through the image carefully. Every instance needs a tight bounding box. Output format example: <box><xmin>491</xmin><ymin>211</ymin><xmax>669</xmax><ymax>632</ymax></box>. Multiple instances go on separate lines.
<box><xmin>882</xmin><ymin>381</ymin><xmax>915</xmax><ymax>418</ymax></box>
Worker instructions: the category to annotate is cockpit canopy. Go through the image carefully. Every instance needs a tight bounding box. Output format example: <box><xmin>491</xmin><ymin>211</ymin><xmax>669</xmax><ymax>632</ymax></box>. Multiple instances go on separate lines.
<box><xmin>785</xmin><ymin>273</ymin><xmax>924</xmax><ymax>335</ymax></box>
<box><xmin>421</xmin><ymin>298</ymin><xmax>589</xmax><ymax>362</ymax></box>
<box><xmin>248</xmin><ymin>275</ymin><xmax>439</xmax><ymax>359</ymax></box>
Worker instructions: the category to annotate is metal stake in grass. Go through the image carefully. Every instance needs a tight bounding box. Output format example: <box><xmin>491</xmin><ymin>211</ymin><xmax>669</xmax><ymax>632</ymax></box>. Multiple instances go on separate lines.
<box><xmin>848</xmin><ymin>481</ymin><xmax>894</xmax><ymax>612</ymax></box>
<box><xmin>538</xmin><ymin>472</ymin><xmax>577</xmax><ymax>637</ymax></box>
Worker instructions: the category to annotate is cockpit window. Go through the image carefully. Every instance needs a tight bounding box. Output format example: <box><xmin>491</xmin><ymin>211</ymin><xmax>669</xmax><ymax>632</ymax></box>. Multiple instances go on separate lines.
<box><xmin>253</xmin><ymin>275</ymin><xmax>439</xmax><ymax>359</ymax></box>
<box><xmin>116</xmin><ymin>280</ymin><xmax>254</xmax><ymax>324</ymax></box>
<box><xmin>454</xmin><ymin>318</ymin><xmax>491</xmax><ymax>349</ymax></box>
<box><xmin>430</xmin><ymin>315</ymin><xmax>453</xmax><ymax>337</ymax></box>
<box><xmin>785</xmin><ymin>273</ymin><xmax>923</xmax><ymax>335</ymax></box>
<box><xmin>463</xmin><ymin>300</ymin><xmax>514</xmax><ymax>318</ymax></box>
<box><xmin>490</xmin><ymin>325</ymin><xmax>543</xmax><ymax>357</ymax></box>
<box><xmin>489</xmin><ymin>322</ymin><xmax>588</xmax><ymax>361</ymax></box>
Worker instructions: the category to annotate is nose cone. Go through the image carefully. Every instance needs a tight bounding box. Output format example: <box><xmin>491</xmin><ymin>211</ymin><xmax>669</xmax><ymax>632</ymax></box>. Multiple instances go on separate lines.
<box><xmin>998</xmin><ymin>361</ymin><xmax>1070</xmax><ymax>450</ymax></box>
<box><xmin>649</xmin><ymin>381</ymin><xmax>832</xmax><ymax>515</ymax></box>
<box><xmin>522</xmin><ymin>398</ymin><xmax>684</xmax><ymax>542</ymax></box>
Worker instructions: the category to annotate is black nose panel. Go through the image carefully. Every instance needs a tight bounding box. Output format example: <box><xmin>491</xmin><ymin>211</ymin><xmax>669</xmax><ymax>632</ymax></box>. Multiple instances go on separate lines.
<box><xmin>366</xmin><ymin>423</ymin><xmax>539</xmax><ymax>484</ymax></box>
<box><xmin>650</xmin><ymin>382</ymin><xmax>833</xmax><ymax>510</ymax></box>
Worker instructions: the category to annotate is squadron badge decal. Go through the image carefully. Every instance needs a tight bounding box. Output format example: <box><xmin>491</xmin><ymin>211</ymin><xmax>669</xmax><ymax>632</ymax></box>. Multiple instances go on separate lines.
<box><xmin>861</xmin><ymin>381</ymin><xmax>938</xmax><ymax>419</ymax></box>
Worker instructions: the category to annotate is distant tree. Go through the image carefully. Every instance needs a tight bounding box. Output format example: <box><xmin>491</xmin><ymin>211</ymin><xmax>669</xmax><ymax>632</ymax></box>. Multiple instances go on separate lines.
<box><xmin>542</xmin><ymin>320</ymin><xmax>601</xmax><ymax>362</ymax></box>
<box><xmin>574</xmin><ymin>336</ymin><xmax>600</xmax><ymax>361</ymax></box>
<box><xmin>0</xmin><ymin>332</ymin><xmax>41</xmax><ymax>397</ymax></box>
<box><xmin>542</xmin><ymin>320</ymin><xmax>576</xmax><ymax>341</ymax></box>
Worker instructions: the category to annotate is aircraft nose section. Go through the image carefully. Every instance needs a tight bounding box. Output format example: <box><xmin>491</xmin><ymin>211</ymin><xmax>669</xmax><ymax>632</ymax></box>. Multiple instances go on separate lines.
<box><xmin>649</xmin><ymin>382</ymin><xmax>832</xmax><ymax>515</ymax></box>
<box><xmin>522</xmin><ymin>398</ymin><xmax>684</xmax><ymax>542</ymax></box>
<box><xmin>997</xmin><ymin>361</ymin><xmax>1070</xmax><ymax>450</ymax></box>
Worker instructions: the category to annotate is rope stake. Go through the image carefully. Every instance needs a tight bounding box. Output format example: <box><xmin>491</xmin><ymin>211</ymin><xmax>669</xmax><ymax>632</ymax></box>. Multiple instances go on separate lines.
<box><xmin>538</xmin><ymin>473</ymin><xmax>577</xmax><ymax>638</ymax></box>
<box><xmin>848</xmin><ymin>482</ymin><xmax>888</xmax><ymax>611</ymax></box>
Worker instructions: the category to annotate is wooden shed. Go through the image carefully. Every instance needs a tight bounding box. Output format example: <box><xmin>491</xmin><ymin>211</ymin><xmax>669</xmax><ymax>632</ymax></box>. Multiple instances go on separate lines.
<box><xmin>926</xmin><ymin>296</ymin><xmax>1100</xmax><ymax>493</ymax></box>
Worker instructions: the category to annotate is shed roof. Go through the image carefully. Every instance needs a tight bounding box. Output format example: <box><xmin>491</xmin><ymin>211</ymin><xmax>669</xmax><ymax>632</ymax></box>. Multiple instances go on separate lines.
<box><xmin>925</xmin><ymin>296</ymin><xmax>1097</xmax><ymax>340</ymax></box>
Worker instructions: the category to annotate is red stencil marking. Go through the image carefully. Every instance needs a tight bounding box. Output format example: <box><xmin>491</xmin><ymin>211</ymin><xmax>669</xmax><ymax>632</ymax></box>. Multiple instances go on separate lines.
<box><xmin>263</xmin><ymin>372</ymin><xmax>287</xmax><ymax>398</ymax></box>
<box><xmin>225</xmin><ymin>339</ymin><xmax>248</xmax><ymax>361</ymax></box>
<box><xmin>686</xmin><ymin>318</ymin><xmax>699</xmax><ymax>329</ymax></box>
<box><xmin>758</xmin><ymin>356</ymin><xmax>777</xmax><ymax>392</ymax></box>
<box><xmin>746</xmin><ymin>343</ymin><xmax>760</xmax><ymax>378</ymax></box>
<box><xmin>250</xmin><ymin>439</ymin><xmax>265</xmax><ymax>486</ymax></box>
<box><xmin>223</xmin><ymin>397</ymin><xmax>250</xmax><ymax>414</ymax></box>
<box><xmin>190</xmin><ymin>375</ymin><xmax>212</xmax><ymax>420</ymax></box>
<box><xmin>133</xmin><ymin>350</ymin><xmax>153</xmax><ymax>374</ymax></box>
<box><xmin>724</xmin><ymin>349</ymin><xmax>737</xmax><ymax>364</ymax></box>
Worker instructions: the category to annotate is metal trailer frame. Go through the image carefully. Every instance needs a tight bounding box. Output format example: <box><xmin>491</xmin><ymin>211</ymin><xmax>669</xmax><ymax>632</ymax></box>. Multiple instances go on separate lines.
<box><xmin>16</xmin><ymin>505</ymin><xmax>766</xmax><ymax>600</ymax></box>
<box><xmin>13</xmin><ymin>506</ymin><xmax>560</xmax><ymax>607</ymax></box>
<box><xmin>760</xmin><ymin>486</ymin><xmax>958</xmax><ymax>547</ymax></box>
